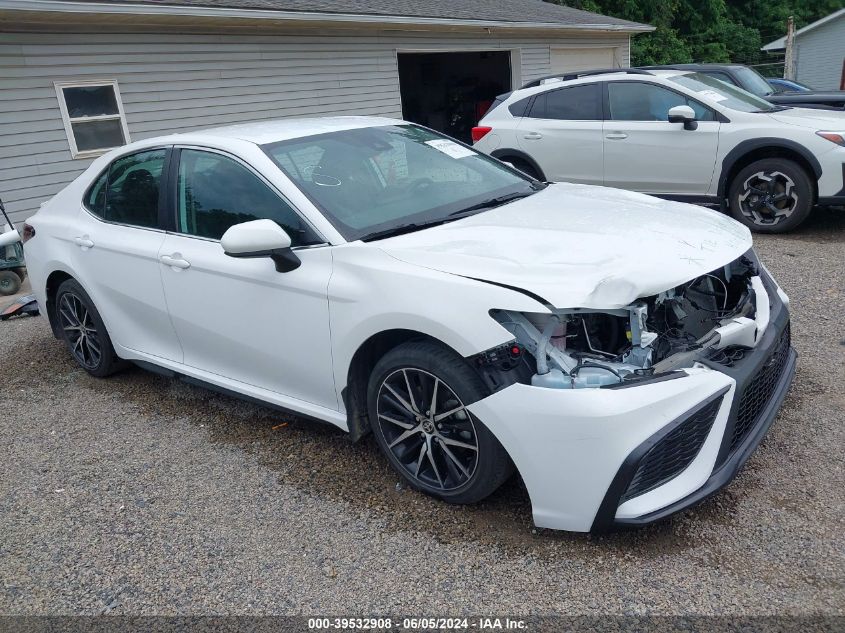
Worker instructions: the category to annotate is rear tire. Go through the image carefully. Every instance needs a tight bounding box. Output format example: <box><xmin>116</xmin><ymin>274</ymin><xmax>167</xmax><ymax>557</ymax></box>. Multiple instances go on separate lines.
<box><xmin>0</xmin><ymin>270</ymin><xmax>21</xmax><ymax>295</ymax></box>
<box><xmin>55</xmin><ymin>279</ymin><xmax>122</xmax><ymax>377</ymax></box>
<box><xmin>727</xmin><ymin>158</ymin><xmax>813</xmax><ymax>233</ymax></box>
<box><xmin>367</xmin><ymin>340</ymin><xmax>513</xmax><ymax>504</ymax></box>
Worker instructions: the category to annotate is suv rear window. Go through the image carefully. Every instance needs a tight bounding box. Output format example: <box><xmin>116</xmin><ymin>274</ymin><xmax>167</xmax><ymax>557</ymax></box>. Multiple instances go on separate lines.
<box><xmin>528</xmin><ymin>83</ymin><xmax>602</xmax><ymax>120</ymax></box>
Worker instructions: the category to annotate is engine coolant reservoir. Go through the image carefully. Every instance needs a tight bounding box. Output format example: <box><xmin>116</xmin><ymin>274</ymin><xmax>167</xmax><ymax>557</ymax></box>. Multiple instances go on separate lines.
<box><xmin>525</xmin><ymin>314</ymin><xmax>567</xmax><ymax>352</ymax></box>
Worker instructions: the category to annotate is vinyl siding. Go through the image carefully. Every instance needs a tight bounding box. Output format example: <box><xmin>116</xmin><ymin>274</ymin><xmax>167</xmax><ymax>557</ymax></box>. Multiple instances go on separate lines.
<box><xmin>794</xmin><ymin>16</ymin><xmax>845</xmax><ymax>90</ymax></box>
<box><xmin>0</xmin><ymin>28</ymin><xmax>630</xmax><ymax>225</ymax></box>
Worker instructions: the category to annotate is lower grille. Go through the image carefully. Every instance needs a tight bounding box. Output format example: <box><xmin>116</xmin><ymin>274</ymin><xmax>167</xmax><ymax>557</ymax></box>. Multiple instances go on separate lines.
<box><xmin>730</xmin><ymin>323</ymin><xmax>791</xmax><ymax>454</ymax></box>
<box><xmin>621</xmin><ymin>396</ymin><xmax>723</xmax><ymax>503</ymax></box>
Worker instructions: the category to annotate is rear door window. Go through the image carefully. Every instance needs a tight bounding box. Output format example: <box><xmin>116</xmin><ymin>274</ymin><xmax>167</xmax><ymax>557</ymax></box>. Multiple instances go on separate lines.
<box><xmin>529</xmin><ymin>84</ymin><xmax>602</xmax><ymax>120</ymax></box>
<box><xmin>84</xmin><ymin>148</ymin><xmax>166</xmax><ymax>229</ymax></box>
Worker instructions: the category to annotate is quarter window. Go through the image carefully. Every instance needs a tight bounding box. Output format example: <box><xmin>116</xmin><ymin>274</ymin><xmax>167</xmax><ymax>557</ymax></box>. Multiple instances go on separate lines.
<box><xmin>176</xmin><ymin>149</ymin><xmax>318</xmax><ymax>245</ymax></box>
<box><xmin>608</xmin><ymin>83</ymin><xmax>715</xmax><ymax>122</ymax></box>
<box><xmin>529</xmin><ymin>84</ymin><xmax>602</xmax><ymax>120</ymax></box>
<box><xmin>55</xmin><ymin>81</ymin><xmax>130</xmax><ymax>158</ymax></box>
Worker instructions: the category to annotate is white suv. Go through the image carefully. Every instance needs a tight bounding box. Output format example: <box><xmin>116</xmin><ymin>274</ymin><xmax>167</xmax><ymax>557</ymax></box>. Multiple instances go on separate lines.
<box><xmin>473</xmin><ymin>68</ymin><xmax>845</xmax><ymax>233</ymax></box>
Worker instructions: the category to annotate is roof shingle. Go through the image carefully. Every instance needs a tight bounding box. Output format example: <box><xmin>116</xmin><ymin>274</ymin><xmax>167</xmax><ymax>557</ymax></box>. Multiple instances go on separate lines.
<box><xmin>48</xmin><ymin>0</ymin><xmax>650</xmax><ymax>29</ymax></box>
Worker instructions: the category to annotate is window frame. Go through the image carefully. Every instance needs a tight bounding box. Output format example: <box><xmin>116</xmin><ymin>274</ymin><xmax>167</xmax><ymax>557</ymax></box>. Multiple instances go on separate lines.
<box><xmin>55</xmin><ymin>79</ymin><xmax>131</xmax><ymax>159</ymax></box>
<box><xmin>604</xmin><ymin>80</ymin><xmax>720</xmax><ymax>123</ymax></box>
<box><xmin>169</xmin><ymin>145</ymin><xmax>327</xmax><ymax>248</ymax></box>
<box><xmin>81</xmin><ymin>145</ymin><xmax>172</xmax><ymax>232</ymax></box>
<box><xmin>527</xmin><ymin>82</ymin><xmax>603</xmax><ymax>121</ymax></box>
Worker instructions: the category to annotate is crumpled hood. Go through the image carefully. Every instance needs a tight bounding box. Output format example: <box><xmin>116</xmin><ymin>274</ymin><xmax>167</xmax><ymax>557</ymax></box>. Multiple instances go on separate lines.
<box><xmin>377</xmin><ymin>183</ymin><xmax>752</xmax><ymax>309</ymax></box>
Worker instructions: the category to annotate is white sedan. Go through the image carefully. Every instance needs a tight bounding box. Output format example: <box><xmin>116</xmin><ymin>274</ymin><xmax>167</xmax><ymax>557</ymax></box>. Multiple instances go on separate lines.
<box><xmin>10</xmin><ymin>117</ymin><xmax>796</xmax><ymax>532</ymax></box>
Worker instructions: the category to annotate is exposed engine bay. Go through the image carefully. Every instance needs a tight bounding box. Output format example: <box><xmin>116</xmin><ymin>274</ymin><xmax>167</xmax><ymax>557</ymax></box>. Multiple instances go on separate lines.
<box><xmin>487</xmin><ymin>253</ymin><xmax>762</xmax><ymax>390</ymax></box>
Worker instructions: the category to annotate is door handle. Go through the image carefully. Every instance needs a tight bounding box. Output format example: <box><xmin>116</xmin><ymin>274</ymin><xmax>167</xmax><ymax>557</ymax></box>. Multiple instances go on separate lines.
<box><xmin>160</xmin><ymin>254</ymin><xmax>191</xmax><ymax>270</ymax></box>
<box><xmin>523</xmin><ymin>132</ymin><xmax>543</xmax><ymax>140</ymax></box>
<box><xmin>74</xmin><ymin>236</ymin><xmax>94</xmax><ymax>249</ymax></box>
<box><xmin>605</xmin><ymin>132</ymin><xmax>628</xmax><ymax>140</ymax></box>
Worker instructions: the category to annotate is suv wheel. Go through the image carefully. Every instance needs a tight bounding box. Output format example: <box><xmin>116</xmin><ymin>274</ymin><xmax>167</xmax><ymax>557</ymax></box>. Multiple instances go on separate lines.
<box><xmin>728</xmin><ymin>158</ymin><xmax>813</xmax><ymax>233</ymax></box>
<box><xmin>367</xmin><ymin>341</ymin><xmax>513</xmax><ymax>504</ymax></box>
<box><xmin>55</xmin><ymin>279</ymin><xmax>122</xmax><ymax>377</ymax></box>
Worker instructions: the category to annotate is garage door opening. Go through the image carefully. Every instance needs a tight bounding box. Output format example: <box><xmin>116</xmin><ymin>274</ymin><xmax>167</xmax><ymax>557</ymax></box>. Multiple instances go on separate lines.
<box><xmin>398</xmin><ymin>51</ymin><xmax>512</xmax><ymax>143</ymax></box>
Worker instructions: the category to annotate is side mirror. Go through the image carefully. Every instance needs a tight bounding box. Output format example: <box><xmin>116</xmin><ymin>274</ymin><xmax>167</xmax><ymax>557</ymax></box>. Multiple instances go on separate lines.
<box><xmin>221</xmin><ymin>219</ymin><xmax>301</xmax><ymax>273</ymax></box>
<box><xmin>668</xmin><ymin>105</ymin><xmax>698</xmax><ymax>131</ymax></box>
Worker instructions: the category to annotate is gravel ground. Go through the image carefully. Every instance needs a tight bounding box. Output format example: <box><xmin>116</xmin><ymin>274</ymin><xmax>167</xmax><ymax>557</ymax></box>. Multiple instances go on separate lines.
<box><xmin>1</xmin><ymin>208</ymin><xmax>843</xmax><ymax>616</ymax></box>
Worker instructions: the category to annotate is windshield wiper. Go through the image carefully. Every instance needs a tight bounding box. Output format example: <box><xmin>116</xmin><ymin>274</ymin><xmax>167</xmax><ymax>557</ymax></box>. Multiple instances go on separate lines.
<box><xmin>360</xmin><ymin>187</ymin><xmax>542</xmax><ymax>242</ymax></box>
<box><xmin>450</xmin><ymin>190</ymin><xmax>538</xmax><ymax>216</ymax></box>
<box><xmin>359</xmin><ymin>220</ymin><xmax>448</xmax><ymax>242</ymax></box>
<box><xmin>754</xmin><ymin>105</ymin><xmax>791</xmax><ymax>113</ymax></box>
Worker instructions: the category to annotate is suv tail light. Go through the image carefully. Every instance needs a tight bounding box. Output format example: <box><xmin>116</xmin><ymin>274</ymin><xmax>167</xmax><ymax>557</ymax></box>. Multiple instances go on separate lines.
<box><xmin>471</xmin><ymin>126</ymin><xmax>493</xmax><ymax>143</ymax></box>
<box><xmin>22</xmin><ymin>223</ymin><xmax>35</xmax><ymax>243</ymax></box>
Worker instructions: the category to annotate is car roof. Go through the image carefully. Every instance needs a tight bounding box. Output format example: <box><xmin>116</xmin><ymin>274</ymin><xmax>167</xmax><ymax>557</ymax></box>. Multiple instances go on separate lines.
<box><xmin>141</xmin><ymin>116</ymin><xmax>406</xmax><ymax>148</ymax></box>
<box><xmin>510</xmin><ymin>68</ymin><xmax>685</xmax><ymax>98</ymax></box>
<box><xmin>199</xmin><ymin>115</ymin><xmax>404</xmax><ymax>144</ymax></box>
<box><xmin>641</xmin><ymin>63</ymin><xmax>744</xmax><ymax>71</ymax></box>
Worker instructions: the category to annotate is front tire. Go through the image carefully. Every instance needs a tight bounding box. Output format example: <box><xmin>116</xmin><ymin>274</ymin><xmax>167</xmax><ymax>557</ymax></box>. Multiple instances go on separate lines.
<box><xmin>367</xmin><ymin>340</ymin><xmax>513</xmax><ymax>504</ymax></box>
<box><xmin>55</xmin><ymin>279</ymin><xmax>122</xmax><ymax>377</ymax></box>
<box><xmin>727</xmin><ymin>158</ymin><xmax>813</xmax><ymax>233</ymax></box>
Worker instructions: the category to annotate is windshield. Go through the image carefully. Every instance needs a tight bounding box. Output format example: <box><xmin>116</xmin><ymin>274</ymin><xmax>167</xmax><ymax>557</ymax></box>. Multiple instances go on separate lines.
<box><xmin>263</xmin><ymin>124</ymin><xmax>538</xmax><ymax>241</ymax></box>
<box><xmin>734</xmin><ymin>66</ymin><xmax>775</xmax><ymax>96</ymax></box>
<box><xmin>669</xmin><ymin>72</ymin><xmax>777</xmax><ymax>113</ymax></box>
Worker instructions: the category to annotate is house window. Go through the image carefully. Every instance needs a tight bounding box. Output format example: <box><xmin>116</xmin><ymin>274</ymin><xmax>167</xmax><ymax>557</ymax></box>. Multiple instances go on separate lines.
<box><xmin>55</xmin><ymin>80</ymin><xmax>130</xmax><ymax>158</ymax></box>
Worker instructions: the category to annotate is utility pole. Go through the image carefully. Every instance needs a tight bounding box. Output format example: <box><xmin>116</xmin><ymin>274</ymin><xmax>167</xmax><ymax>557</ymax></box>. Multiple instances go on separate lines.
<box><xmin>784</xmin><ymin>15</ymin><xmax>796</xmax><ymax>80</ymax></box>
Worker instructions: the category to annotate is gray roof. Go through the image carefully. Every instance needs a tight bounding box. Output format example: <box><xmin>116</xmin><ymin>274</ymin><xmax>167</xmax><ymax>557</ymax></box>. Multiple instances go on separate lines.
<box><xmin>45</xmin><ymin>0</ymin><xmax>651</xmax><ymax>29</ymax></box>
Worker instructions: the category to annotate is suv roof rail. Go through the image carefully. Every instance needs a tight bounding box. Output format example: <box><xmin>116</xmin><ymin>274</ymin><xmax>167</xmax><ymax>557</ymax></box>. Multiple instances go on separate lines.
<box><xmin>520</xmin><ymin>68</ymin><xmax>653</xmax><ymax>89</ymax></box>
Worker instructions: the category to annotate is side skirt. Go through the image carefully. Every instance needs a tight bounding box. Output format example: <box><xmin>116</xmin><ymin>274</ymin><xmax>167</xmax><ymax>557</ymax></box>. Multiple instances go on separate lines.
<box><xmin>118</xmin><ymin>350</ymin><xmax>349</xmax><ymax>431</ymax></box>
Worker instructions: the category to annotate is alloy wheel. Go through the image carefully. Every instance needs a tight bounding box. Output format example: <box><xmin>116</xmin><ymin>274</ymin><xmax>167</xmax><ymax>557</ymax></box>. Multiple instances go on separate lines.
<box><xmin>737</xmin><ymin>171</ymin><xmax>799</xmax><ymax>226</ymax></box>
<box><xmin>376</xmin><ymin>368</ymin><xmax>479</xmax><ymax>491</ymax></box>
<box><xmin>58</xmin><ymin>293</ymin><xmax>102</xmax><ymax>370</ymax></box>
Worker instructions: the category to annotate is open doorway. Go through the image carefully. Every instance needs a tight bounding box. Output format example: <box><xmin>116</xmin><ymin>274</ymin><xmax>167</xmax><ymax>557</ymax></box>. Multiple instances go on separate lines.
<box><xmin>398</xmin><ymin>51</ymin><xmax>512</xmax><ymax>143</ymax></box>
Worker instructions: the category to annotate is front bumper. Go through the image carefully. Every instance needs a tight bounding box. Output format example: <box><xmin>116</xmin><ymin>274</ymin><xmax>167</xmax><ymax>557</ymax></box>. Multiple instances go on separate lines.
<box><xmin>467</xmin><ymin>273</ymin><xmax>795</xmax><ymax>533</ymax></box>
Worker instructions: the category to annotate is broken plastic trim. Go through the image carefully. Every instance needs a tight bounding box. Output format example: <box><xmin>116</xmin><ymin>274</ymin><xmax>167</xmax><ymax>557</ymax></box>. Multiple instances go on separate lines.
<box><xmin>489</xmin><ymin>254</ymin><xmax>762</xmax><ymax>390</ymax></box>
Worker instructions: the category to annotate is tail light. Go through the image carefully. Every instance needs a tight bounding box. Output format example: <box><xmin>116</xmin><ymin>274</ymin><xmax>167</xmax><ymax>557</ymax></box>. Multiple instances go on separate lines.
<box><xmin>22</xmin><ymin>223</ymin><xmax>35</xmax><ymax>243</ymax></box>
<box><xmin>471</xmin><ymin>126</ymin><xmax>493</xmax><ymax>143</ymax></box>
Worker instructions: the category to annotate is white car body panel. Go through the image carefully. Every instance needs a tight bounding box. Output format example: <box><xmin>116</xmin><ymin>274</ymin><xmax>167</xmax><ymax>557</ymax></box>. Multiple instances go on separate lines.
<box><xmin>19</xmin><ymin>116</ymin><xmax>796</xmax><ymax>533</ymax></box>
<box><xmin>157</xmin><ymin>233</ymin><xmax>339</xmax><ymax>411</ymax></box>
<box><xmin>517</xmin><ymin>119</ymin><xmax>604</xmax><ymax>184</ymax></box>
<box><xmin>377</xmin><ymin>183</ymin><xmax>752</xmax><ymax>309</ymax></box>
<box><xmin>327</xmin><ymin>244</ymin><xmax>549</xmax><ymax>407</ymax></box>
<box><xmin>468</xmin><ymin>366</ymin><xmax>734</xmax><ymax>531</ymax></box>
<box><xmin>71</xmin><ymin>211</ymin><xmax>183</xmax><ymax>362</ymax></box>
<box><xmin>602</xmin><ymin>120</ymin><xmax>721</xmax><ymax>193</ymax></box>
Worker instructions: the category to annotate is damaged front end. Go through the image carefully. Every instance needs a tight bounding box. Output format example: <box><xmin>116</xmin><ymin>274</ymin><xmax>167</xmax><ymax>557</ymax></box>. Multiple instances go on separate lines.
<box><xmin>488</xmin><ymin>251</ymin><xmax>769</xmax><ymax>390</ymax></box>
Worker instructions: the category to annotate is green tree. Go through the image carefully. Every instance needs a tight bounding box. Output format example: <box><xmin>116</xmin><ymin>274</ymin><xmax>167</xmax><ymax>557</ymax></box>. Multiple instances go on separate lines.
<box><xmin>548</xmin><ymin>0</ymin><xmax>842</xmax><ymax>69</ymax></box>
